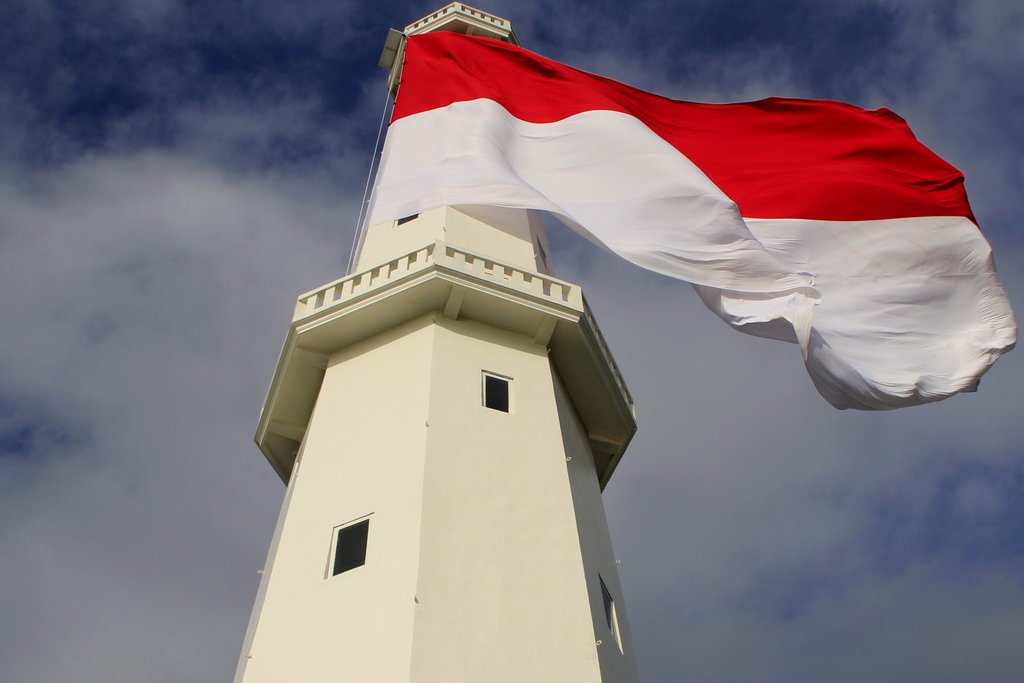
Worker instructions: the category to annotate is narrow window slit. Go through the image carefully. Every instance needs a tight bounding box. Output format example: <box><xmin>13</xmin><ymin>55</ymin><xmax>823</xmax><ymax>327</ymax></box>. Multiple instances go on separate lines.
<box><xmin>600</xmin><ymin>575</ymin><xmax>624</xmax><ymax>653</ymax></box>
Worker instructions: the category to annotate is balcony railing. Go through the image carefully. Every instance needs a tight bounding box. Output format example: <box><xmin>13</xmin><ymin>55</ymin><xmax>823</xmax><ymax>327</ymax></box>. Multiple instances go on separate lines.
<box><xmin>295</xmin><ymin>241</ymin><xmax>583</xmax><ymax>319</ymax></box>
<box><xmin>292</xmin><ymin>240</ymin><xmax>632</xmax><ymax>417</ymax></box>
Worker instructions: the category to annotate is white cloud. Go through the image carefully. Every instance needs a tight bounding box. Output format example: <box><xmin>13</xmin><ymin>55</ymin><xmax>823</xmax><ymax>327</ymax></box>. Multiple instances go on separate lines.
<box><xmin>0</xmin><ymin>148</ymin><xmax>355</xmax><ymax>680</ymax></box>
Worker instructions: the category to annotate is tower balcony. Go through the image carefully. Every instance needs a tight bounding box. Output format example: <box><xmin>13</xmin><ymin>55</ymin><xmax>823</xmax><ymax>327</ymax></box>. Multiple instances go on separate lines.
<box><xmin>256</xmin><ymin>240</ymin><xmax>636</xmax><ymax>490</ymax></box>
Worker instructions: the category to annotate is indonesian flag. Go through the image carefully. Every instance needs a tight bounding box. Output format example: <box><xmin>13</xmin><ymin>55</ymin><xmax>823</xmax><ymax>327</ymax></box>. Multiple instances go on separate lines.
<box><xmin>367</xmin><ymin>32</ymin><xmax>1016</xmax><ymax>410</ymax></box>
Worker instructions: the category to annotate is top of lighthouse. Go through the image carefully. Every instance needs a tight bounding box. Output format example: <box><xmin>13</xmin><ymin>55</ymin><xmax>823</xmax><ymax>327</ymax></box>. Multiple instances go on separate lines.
<box><xmin>404</xmin><ymin>3</ymin><xmax>518</xmax><ymax>44</ymax></box>
<box><xmin>379</xmin><ymin>4</ymin><xmax>518</xmax><ymax>94</ymax></box>
<box><xmin>256</xmin><ymin>4</ymin><xmax>636</xmax><ymax>492</ymax></box>
<box><xmin>361</xmin><ymin>5</ymin><xmax>552</xmax><ymax>277</ymax></box>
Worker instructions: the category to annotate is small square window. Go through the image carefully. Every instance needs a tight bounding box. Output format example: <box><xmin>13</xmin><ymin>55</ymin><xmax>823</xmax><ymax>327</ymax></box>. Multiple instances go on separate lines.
<box><xmin>331</xmin><ymin>518</ymin><xmax>369</xmax><ymax>577</ymax></box>
<box><xmin>483</xmin><ymin>373</ymin><xmax>510</xmax><ymax>413</ymax></box>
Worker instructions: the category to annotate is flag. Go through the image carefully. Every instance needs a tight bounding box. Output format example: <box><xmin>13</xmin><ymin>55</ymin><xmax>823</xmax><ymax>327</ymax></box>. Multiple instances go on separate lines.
<box><xmin>367</xmin><ymin>32</ymin><xmax>1016</xmax><ymax>410</ymax></box>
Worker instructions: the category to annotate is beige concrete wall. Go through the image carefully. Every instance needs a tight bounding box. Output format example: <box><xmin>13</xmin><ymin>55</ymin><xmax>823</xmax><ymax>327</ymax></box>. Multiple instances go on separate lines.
<box><xmin>556</xmin><ymin>370</ymin><xmax>639</xmax><ymax>680</ymax></box>
<box><xmin>409</xmin><ymin>317</ymin><xmax>602</xmax><ymax>681</ymax></box>
<box><xmin>238</xmin><ymin>316</ymin><xmax>436</xmax><ymax>683</ymax></box>
<box><xmin>356</xmin><ymin>206</ymin><xmax>551</xmax><ymax>274</ymax></box>
<box><xmin>239</xmin><ymin>313</ymin><xmax>634</xmax><ymax>681</ymax></box>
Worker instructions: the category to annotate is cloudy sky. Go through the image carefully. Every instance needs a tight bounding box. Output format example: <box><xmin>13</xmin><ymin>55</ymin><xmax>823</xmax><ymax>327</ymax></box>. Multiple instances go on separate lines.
<box><xmin>1</xmin><ymin>1</ymin><xmax>1022</xmax><ymax>681</ymax></box>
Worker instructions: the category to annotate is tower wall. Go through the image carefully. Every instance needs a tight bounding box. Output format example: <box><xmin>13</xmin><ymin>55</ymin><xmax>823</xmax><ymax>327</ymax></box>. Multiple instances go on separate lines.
<box><xmin>356</xmin><ymin>205</ymin><xmax>552</xmax><ymax>274</ymax></box>
<box><xmin>237</xmin><ymin>313</ymin><xmax>637</xmax><ymax>682</ymax></box>
<box><xmin>237</xmin><ymin>317</ymin><xmax>435</xmax><ymax>682</ymax></box>
<box><xmin>410</xmin><ymin>316</ymin><xmax>620</xmax><ymax>680</ymax></box>
<box><xmin>557</xmin><ymin>369</ymin><xmax>639</xmax><ymax>678</ymax></box>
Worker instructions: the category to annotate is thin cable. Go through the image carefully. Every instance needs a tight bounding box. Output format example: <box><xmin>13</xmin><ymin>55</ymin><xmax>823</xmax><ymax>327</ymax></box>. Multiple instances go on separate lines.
<box><xmin>346</xmin><ymin>85</ymin><xmax>394</xmax><ymax>273</ymax></box>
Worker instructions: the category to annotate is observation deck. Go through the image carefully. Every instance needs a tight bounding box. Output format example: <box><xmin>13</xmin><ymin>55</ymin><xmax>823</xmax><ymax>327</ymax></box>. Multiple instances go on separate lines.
<box><xmin>256</xmin><ymin>240</ymin><xmax>636</xmax><ymax>490</ymax></box>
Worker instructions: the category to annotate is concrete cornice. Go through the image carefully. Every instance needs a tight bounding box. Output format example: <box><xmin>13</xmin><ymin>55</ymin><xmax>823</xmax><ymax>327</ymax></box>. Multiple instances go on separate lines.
<box><xmin>256</xmin><ymin>240</ymin><xmax>635</xmax><ymax>490</ymax></box>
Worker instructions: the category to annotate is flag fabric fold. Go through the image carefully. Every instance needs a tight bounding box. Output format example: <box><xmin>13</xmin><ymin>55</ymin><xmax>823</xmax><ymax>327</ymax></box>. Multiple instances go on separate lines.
<box><xmin>367</xmin><ymin>31</ymin><xmax>1016</xmax><ymax>410</ymax></box>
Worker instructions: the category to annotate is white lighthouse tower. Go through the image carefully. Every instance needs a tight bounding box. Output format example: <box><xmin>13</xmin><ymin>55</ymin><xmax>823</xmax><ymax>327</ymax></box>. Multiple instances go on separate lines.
<box><xmin>234</xmin><ymin>5</ymin><xmax>640</xmax><ymax>681</ymax></box>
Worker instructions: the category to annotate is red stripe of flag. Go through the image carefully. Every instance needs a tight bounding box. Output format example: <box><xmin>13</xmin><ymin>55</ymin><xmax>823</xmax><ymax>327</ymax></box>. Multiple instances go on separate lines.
<box><xmin>394</xmin><ymin>32</ymin><xmax>973</xmax><ymax>224</ymax></box>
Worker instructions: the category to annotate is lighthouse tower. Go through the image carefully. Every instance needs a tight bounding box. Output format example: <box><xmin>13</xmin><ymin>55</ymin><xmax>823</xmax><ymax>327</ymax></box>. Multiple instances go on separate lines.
<box><xmin>234</xmin><ymin>5</ymin><xmax>639</xmax><ymax>682</ymax></box>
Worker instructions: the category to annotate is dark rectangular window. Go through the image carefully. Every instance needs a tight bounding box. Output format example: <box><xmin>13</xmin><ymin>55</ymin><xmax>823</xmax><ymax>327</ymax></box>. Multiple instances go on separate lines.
<box><xmin>396</xmin><ymin>214</ymin><xmax>419</xmax><ymax>225</ymax></box>
<box><xmin>484</xmin><ymin>374</ymin><xmax>510</xmax><ymax>412</ymax></box>
<box><xmin>600</xmin><ymin>577</ymin><xmax>614</xmax><ymax>630</ymax></box>
<box><xmin>535</xmin><ymin>238</ymin><xmax>548</xmax><ymax>266</ymax></box>
<box><xmin>599</xmin><ymin>575</ymin><xmax>623</xmax><ymax>652</ymax></box>
<box><xmin>332</xmin><ymin>519</ymin><xmax>369</xmax><ymax>576</ymax></box>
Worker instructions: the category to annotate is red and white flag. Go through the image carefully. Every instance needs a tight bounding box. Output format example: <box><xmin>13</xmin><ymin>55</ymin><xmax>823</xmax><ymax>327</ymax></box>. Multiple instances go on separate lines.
<box><xmin>367</xmin><ymin>32</ymin><xmax>1016</xmax><ymax>410</ymax></box>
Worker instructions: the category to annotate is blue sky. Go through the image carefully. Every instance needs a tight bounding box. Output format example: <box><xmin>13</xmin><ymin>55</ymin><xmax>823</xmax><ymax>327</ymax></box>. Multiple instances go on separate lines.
<box><xmin>1</xmin><ymin>1</ymin><xmax>1022</xmax><ymax>681</ymax></box>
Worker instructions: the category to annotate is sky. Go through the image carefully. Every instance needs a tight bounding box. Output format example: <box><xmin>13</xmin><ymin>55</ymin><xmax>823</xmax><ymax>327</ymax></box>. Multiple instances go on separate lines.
<box><xmin>0</xmin><ymin>1</ymin><xmax>1021</xmax><ymax>681</ymax></box>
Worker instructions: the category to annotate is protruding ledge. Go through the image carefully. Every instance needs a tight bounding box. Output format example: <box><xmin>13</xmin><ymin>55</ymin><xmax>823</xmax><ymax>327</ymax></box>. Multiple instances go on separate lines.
<box><xmin>256</xmin><ymin>241</ymin><xmax>635</xmax><ymax>490</ymax></box>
